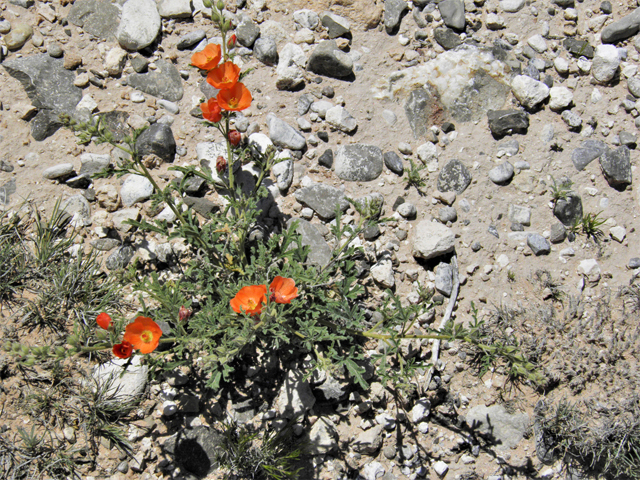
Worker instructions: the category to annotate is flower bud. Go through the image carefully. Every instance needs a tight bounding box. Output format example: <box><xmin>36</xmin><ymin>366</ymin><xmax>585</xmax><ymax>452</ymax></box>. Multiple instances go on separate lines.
<box><xmin>202</xmin><ymin>0</ymin><xmax>211</xmax><ymax>6</ymax></box>
<box><xmin>228</xmin><ymin>130</ymin><xmax>242</xmax><ymax>147</ymax></box>
<box><xmin>67</xmin><ymin>334</ymin><xmax>79</xmax><ymax>346</ymax></box>
<box><xmin>216</xmin><ymin>155</ymin><xmax>227</xmax><ymax>174</ymax></box>
<box><xmin>216</xmin><ymin>0</ymin><xmax>225</xmax><ymax>10</ymax></box>
<box><xmin>211</xmin><ymin>11</ymin><xmax>220</xmax><ymax>23</ymax></box>
<box><xmin>178</xmin><ymin>306</ymin><xmax>192</xmax><ymax>322</ymax></box>
<box><xmin>22</xmin><ymin>356</ymin><xmax>36</xmax><ymax>367</ymax></box>
<box><xmin>55</xmin><ymin>346</ymin><xmax>66</xmax><ymax>357</ymax></box>
<box><xmin>227</xmin><ymin>34</ymin><xmax>236</xmax><ymax>49</ymax></box>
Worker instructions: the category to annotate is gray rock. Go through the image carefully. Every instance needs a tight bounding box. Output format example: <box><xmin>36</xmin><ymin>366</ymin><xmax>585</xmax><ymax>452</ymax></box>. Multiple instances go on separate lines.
<box><xmin>275</xmin><ymin>369</ymin><xmax>316</xmax><ymax>419</ymax></box>
<box><xmin>91</xmin><ymin>238</ymin><xmax>121</xmax><ymax>251</ymax></box>
<box><xmin>272</xmin><ymin>157</ymin><xmax>294</xmax><ymax>192</ymax></box>
<box><xmin>307</xmin><ymin>40</ymin><xmax>354</xmax><ymax>78</ymax></box>
<box><xmin>298</xmin><ymin>94</ymin><xmax>313</xmax><ymax>115</ymax></box>
<box><xmin>293</xmin><ymin>9</ymin><xmax>319</xmax><ymax>29</ymax></box>
<box><xmin>67</xmin><ymin>0</ymin><xmax>121</xmax><ymax>40</ymax></box>
<box><xmin>183</xmin><ymin>196</ymin><xmax>217</xmax><ymax>216</ymax></box>
<box><xmin>435</xmin><ymin>262</ymin><xmax>453</xmax><ymax>297</ymax></box>
<box><xmin>448</xmin><ymin>69</ymin><xmax>511</xmax><ymax>123</ymax></box>
<box><xmin>601</xmin><ymin>7</ymin><xmax>640</xmax><ymax>44</ymax></box>
<box><xmin>112</xmin><ymin>208</ymin><xmax>140</xmax><ymax>232</ymax></box>
<box><xmin>620</xmin><ymin>131</ymin><xmax>637</xmax><ymax>148</ymax></box>
<box><xmin>321</xmin><ymin>12</ymin><xmax>351</xmax><ymax>38</ymax></box>
<box><xmin>120</xmin><ymin>174</ymin><xmax>154</xmax><ymax>206</ymax></box>
<box><xmin>527</xmin><ymin>234</ymin><xmax>550</xmax><ymax>255</ymax></box>
<box><xmin>561</xmin><ymin>110</ymin><xmax>582</xmax><ymax>129</ymax></box>
<box><xmin>592</xmin><ymin>44</ymin><xmax>620</xmax><ymax>83</ymax></box>
<box><xmin>438</xmin><ymin>159</ymin><xmax>471</xmax><ymax>194</ymax></box>
<box><xmin>334</xmin><ymin>144</ymin><xmax>384</xmax><ymax>182</ymax></box>
<box><xmin>135</xmin><ymin>123</ymin><xmax>176</xmax><ymax>163</ymax></box>
<box><xmin>104</xmin><ymin>243</ymin><xmax>135</xmax><ymax>269</ymax></box>
<box><xmin>294</xmin><ymin>184</ymin><xmax>349</xmax><ymax>220</ymax></box>
<box><xmin>439</xmin><ymin>0</ymin><xmax>465</xmax><ymax>30</ymax></box>
<box><xmin>497</xmin><ymin>139</ymin><xmax>519</xmax><ymax>156</ymax></box>
<box><xmin>397</xmin><ymin>202</ymin><xmax>416</xmax><ymax>219</ymax></box>
<box><xmin>487</xmin><ymin>110</ymin><xmax>529</xmax><ymax>136</ymax></box>
<box><xmin>600</xmin><ymin>146</ymin><xmax>632</xmax><ymax>187</ymax></box>
<box><xmin>571</xmin><ymin>140</ymin><xmax>609</xmax><ymax>171</ymax></box>
<box><xmin>66</xmin><ymin>174</ymin><xmax>92</xmax><ymax>189</ymax></box>
<box><xmin>236</xmin><ymin>18</ymin><xmax>260</xmax><ymax>48</ymax></box>
<box><xmin>554</xmin><ymin>193</ymin><xmax>583</xmax><ymax>226</ymax></box>
<box><xmin>130</xmin><ymin>54</ymin><xmax>149</xmax><ymax>73</ymax></box>
<box><xmin>552</xmin><ymin>0</ymin><xmax>574</xmax><ymax>6</ymax></box>
<box><xmin>384</xmin><ymin>151</ymin><xmax>404</xmax><ymax>175</ymax></box>
<box><xmin>126</xmin><ymin>59</ymin><xmax>184</xmax><ymax>102</ymax></box>
<box><xmin>314</xmin><ymin>373</ymin><xmax>349</xmax><ymax>402</ymax></box>
<box><xmin>0</xmin><ymin>179</ymin><xmax>16</xmax><ymax>206</ymax></box>
<box><xmin>563</xmin><ymin>38</ymin><xmax>594</xmax><ymax>58</ymax></box>
<box><xmin>43</xmin><ymin>163</ymin><xmax>75</xmax><ymax>180</ymax></box>
<box><xmin>161</xmin><ymin>426</ymin><xmax>223</xmax><ymax>478</ymax></box>
<box><xmin>508</xmin><ymin>204</ymin><xmax>531</xmax><ymax>226</ymax></box>
<box><xmin>628</xmin><ymin>76</ymin><xmax>640</xmax><ymax>98</ymax></box>
<box><xmin>253</xmin><ymin>37</ymin><xmax>278</xmax><ymax>65</ymax></box>
<box><xmin>288</xmin><ymin>218</ymin><xmax>332</xmax><ymax>266</ymax></box>
<box><xmin>433</xmin><ymin>27</ymin><xmax>462</xmax><ymax>50</ymax></box>
<box><xmin>177</xmin><ymin>30</ymin><xmax>206</xmax><ymax>50</ymax></box>
<box><xmin>157</xmin><ymin>0</ymin><xmax>192</xmax><ymax>18</ymax></box>
<box><xmin>384</xmin><ymin>0</ymin><xmax>408</xmax><ymax>34</ymax></box>
<box><xmin>117</xmin><ymin>0</ymin><xmax>161</xmax><ymax>51</ymax></box>
<box><xmin>353</xmin><ymin>425</ymin><xmax>384</xmax><ymax>455</ymax></box>
<box><xmin>325</xmin><ymin>106</ymin><xmax>357</xmax><ymax>133</ymax></box>
<box><xmin>3</xmin><ymin>55</ymin><xmax>82</xmax><ymax>141</ymax></box>
<box><xmin>62</xmin><ymin>195</ymin><xmax>91</xmax><ymax>226</ymax></box>
<box><xmin>466</xmin><ymin>405</ymin><xmax>529</xmax><ymax>449</ymax></box>
<box><xmin>47</xmin><ymin>43</ymin><xmax>64</xmax><ymax>58</ymax></box>
<box><xmin>266</xmin><ymin>115</ymin><xmax>306</xmax><ymax>151</ymax></box>
<box><xmin>629</xmin><ymin>258</ymin><xmax>640</xmax><ymax>269</ymax></box>
<box><xmin>275</xmin><ymin>43</ymin><xmax>306</xmax><ymax>91</ymax></box>
<box><xmin>308</xmin><ymin>418</ymin><xmax>339</xmax><ymax>455</ymax></box>
<box><xmin>549</xmin><ymin>223</ymin><xmax>567</xmax><ymax>244</ymax></box>
<box><xmin>439</xmin><ymin>206</ymin><xmax>457</xmax><ymax>223</ymax></box>
<box><xmin>3</xmin><ymin>24</ymin><xmax>32</xmax><ymax>50</ymax></box>
<box><xmin>9</xmin><ymin>0</ymin><xmax>34</xmax><ymax>7</ymax></box>
<box><xmin>405</xmin><ymin>88</ymin><xmax>439</xmax><ymax>139</ymax></box>
<box><xmin>93</xmin><ymin>355</ymin><xmax>148</xmax><ymax>401</ymax></box>
<box><xmin>488</xmin><ymin>162</ymin><xmax>514</xmax><ymax>184</ymax></box>
<box><xmin>412</xmin><ymin>221</ymin><xmax>455</xmax><ymax>260</ymax></box>
<box><xmin>318</xmin><ymin>149</ymin><xmax>333</xmax><ymax>168</ymax></box>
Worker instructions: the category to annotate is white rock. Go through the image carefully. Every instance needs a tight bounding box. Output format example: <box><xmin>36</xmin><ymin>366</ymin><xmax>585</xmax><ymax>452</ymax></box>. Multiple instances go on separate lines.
<box><xmin>43</xmin><ymin>163</ymin><xmax>74</xmax><ymax>179</ymax></box>
<box><xmin>371</xmin><ymin>258</ymin><xmax>395</xmax><ymax>288</ymax></box>
<box><xmin>411</xmin><ymin>398</ymin><xmax>431</xmax><ymax>423</ymax></box>
<box><xmin>275</xmin><ymin>43</ymin><xmax>306</xmax><ymax>91</ymax></box>
<box><xmin>527</xmin><ymin>34</ymin><xmax>547</xmax><ymax>53</ymax></box>
<box><xmin>157</xmin><ymin>0</ymin><xmax>192</xmax><ymax>18</ymax></box>
<box><xmin>325</xmin><ymin>105</ymin><xmax>357</xmax><ymax>133</ymax></box>
<box><xmin>105</xmin><ymin>47</ymin><xmax>128</xmax><ymax>76</ymax></box>
<box><xmin>508</xmin><ymin>204</ymin><xmax>531</xmax><ymax>226</ymax></box>
<box><xmin>417</xmin><ymin>142</ymin><xmax>438</xmax><ymax>164</ymax></box>
<box><xmin>511</xmin><ymin>75</ymin><xmax>549</xmax><ymax>109</ymax></box>
<box><xmin>592</xmin><ymin>44</ymin><xmax>620</xmax><ymax>84</ymax></box>
<box><xmin>578</xmin><ymin>259</ymin><xmax>601</xmax><ymax>284</ymax></box>
<box><xmin>486</xmin><ymin>13</ymin><xmax>506</xmax><ymax>29</ymax></box>
<box><xmin>548</xmin><ymin>86</ymin><xmax>573</xmax><ymax>111</ymax></box>
<box><xmin>554</xmin><ymin>57</ymin><xmax>569</xmax><ymax>75</ymax></box>
<box><xmin>361</xmin><ymin>461</ymin><xmax>385</xmax><ymax>480</ymax></box>
<box><xmin>433</xmin><ymin>460</ymin><xmax>449</xmax><ymax>476</ymax></box>
<box><xmin>412</xmin><ymin>221</ymin><xmax>455</xmax><ymax>260</ymax></box>
<box><xmin>77</xmin><ymin>94</ymin><xmax>98</xmax><ymax>112</ymax></box>
<box><xmin>117</xmin><ymin>0</ymin><xmax>161</xmax><ymax>51</ymax></box>
<box><xmin>609</xmin><ymin>226</ymin><xmax>626</xmax><ymax>242</ymax></box>
<box><xmin>496</xmin><ymin>254</ymin><xmax>509</xmax><ymax>268</ymax></box>
<box><xmin>293</xmin><ymin>27</ymin><xmax>315</xmax><ymax>44</ymax></box>
<box><xmin>93</xmin><ymin>356</ymin><xmax>148</xmax><ymax>401</ymax></box>
<box><xmin>120</xmin><ymin>174</ymin><xmax>154</xmax><ymax>206</ymax></box>
<box><xmin>500</xmin><ymin>0</ymin><xmax>525</xmax><ymax>12</ymax></box>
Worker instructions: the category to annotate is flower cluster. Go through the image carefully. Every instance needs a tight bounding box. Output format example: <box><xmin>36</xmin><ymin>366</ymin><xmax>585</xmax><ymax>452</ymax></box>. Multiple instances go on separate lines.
<box><xmin>191</xmin><ymin>43</ymin><xmax>252</xmax><ymax>122</ymax></box>
<box><xmin>97</xmin><ymin>313</ymin><xmax>163</xmax><ymax>359</ymax></box>
<box><xmin>230</xmin><ymin>276</ymin><xmax>298</xmax><ymax>316</ymax></box>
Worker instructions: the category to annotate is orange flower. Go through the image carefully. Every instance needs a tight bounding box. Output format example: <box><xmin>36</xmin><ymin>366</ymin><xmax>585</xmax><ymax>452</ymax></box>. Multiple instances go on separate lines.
<box><xmin>96</xmin><ymin>312</ymin><xmax>112</xmax><ymax>330</ymax></box>
<box><xmin>230</xmin><ymin>285</ymin><xmax>267</xmax><ymax>316</ymax></box>
<box><xmin>191</xmin><ymin>43</ymin><xmax>221</xmax><ymax>71</ymax></box>
<box><xmin>201</xmin><ymin>97</ymin><xmax>222</xmax><ymax>123</ymax></box>
<box><xmin>207</xmin><ymin>61</ymin><xmax>241</xmax><ymax>90</ymax></box>
<box><xmin>113</xmin><ymin>341</ymin><xmax>133</xmax><ymax>359</ymax></box>
<box><xmin>123</xmin><ymin>316</ymin><xmax>162</xmax><ymax>354</ymax></box>
<box><xmin>216</xmin><ymin>83</ymin><xmax>252</xmax><ymax>111</ymax></box>
<box><xmin>269</xmin><ymin>276</ymin><xmax>298</xmax><ymax>304</ymax></box>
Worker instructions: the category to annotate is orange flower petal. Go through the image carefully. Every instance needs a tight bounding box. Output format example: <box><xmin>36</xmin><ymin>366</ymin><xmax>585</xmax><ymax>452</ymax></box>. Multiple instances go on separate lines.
<box><xmin>123</xmin><ymin>316</ymin><xmax>162</xmax><ymax>354</ymax></box>
<box><xmin>96</xmin><ymin>312</ymin><xmax>112</xmax><ymax>330</ymax></box>
<box><xmin>191</xmin><ymin>44</ymin><xmax>221</xmax><ymax>70</ymax></box>
<box><xmin>216</xmin><ymin>83</ymin><xmax>252</xmax><ymax>111</ymax></box>
<box><xmin>201</xmin><ymin>97</ymin><xmax>222</xmax><ymax>123</ymax></box>
<box><xmin>269</xmin><ymin>276</ymin><xmax>298</xmax><ymax>304</ymax></box>
<box><xmin>230</xmin><ymin>285</ymin><xmax>267</xmax><ymax>315</ymax></box>
<box><xmin>113</xmin><ymin>341</ymin><xmax>133</xmax><ymax>359</ymax></box>
<box><xmin>206</xmin><ymin>61</ymin><xmax>241</xmax><ymax>90</ymax></box>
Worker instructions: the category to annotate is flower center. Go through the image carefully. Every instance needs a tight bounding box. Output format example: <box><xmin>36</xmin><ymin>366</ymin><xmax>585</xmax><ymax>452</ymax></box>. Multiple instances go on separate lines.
<box><xmin>140</xmin><ymin>330</ymin><xmax>153</xmax><ymax>343</ymax></box>
<box><xmin>246</xmin><ymin>298</ymin><xmax>257</xmax><ymax>310</ymax></box>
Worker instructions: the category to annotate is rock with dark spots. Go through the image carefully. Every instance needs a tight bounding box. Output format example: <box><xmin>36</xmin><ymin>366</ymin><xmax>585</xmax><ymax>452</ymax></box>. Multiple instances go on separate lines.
<box><xmin>67</xmin><ymin>0</ymin><xmax>121</xmax><ymax>40</ymax></box>
<box><xmin>404</xmin><ymin>88</ymin><xmax>439</xmax><ymax>139</ymax></box>
<box><xmin>601</xmin><ymin>7</ymin><xmax>640</xmax><ymax>44</ymax></box>
<box><xmin>3</xmin><ymin>55</ymin><xmax>82</xmax><ymax>141</ymax></box>
<box><xmin>126</xmin><ymin>59</ymin><xmax>183</xmax><ymax>102</ymax></box>
<box><xmin>384</xmin><ymin>151</ymin><xmax>404</xmax><ymax>175</ymax></box>
<box><xmin>162</xmin><ymin>426</ymin><xmax>222</xmax><ymax>478</ymax></box>
<box><xmin>449</xmin><ymin>69</ymin><xmax>511</xmax><ymax>123</ymax></box>
<box><xmin>527</xmin><ymin>234</ymin><xmax>550</xmax><ymax>255</ymax></box>
<box><xmin>176</xmin><ymin>30</ymin><xmax>206</xmax><ymax>50</ymax></box>
<box><xmin>320</xmin><ymin>13</ymin><xmax>351</xmax><ymax>39</ymax></box>
<box><xmin>267</xmin><ymin>114</ymin><xmax>306</xmax><ymax>150</ymax></box>
<box><xmin>487</xmin><ymin>110</ymin><xmax>529</xmax><ymax>136</ymax></box>
<box><xmin>318</xmin><ymin>149</ymin><xmax>333</xmax><ymax>168</ymax></box>
<box><xmin>438</xmin><ymin>159</ymin><xmax>471</xmax><ymax>194</ymax></box>
<box><xmin>236</xmin><ymin>18</ymin><xmax>260</xmax><ymax>48</ymax></box>
<box><xmin>439</xmin><ymin>0</ymin><xmax>465</xmax><ymax>30</ymax></box>
<box><xmin>433</xmin><ymin>27</ymin><xmax>462</xmax><ymax>50</ymax></box>
<box><xmin>563</xmin><ymin>38</ymin><xmax>594</xmax><ymax>58</ymax></box>
<box><xmin>334</xmin><ymin>144</ymin><xmax>384</xmax><ymax>182</ymax></box>
<box><xmin>307</xmin><ymin>40</ymin><xmax>354</xmax><ymax>78</ymax></box>
<box><xmin>571</xmin><ymin>139</ymin><xmax>609</xmax><ymax>171</ymax></box>
<box><xmin>106</xmin><ymin>245</ymin><xmax>135</xmax><ymax>270</ymax></box>
<box><xmin>253</xmin><ymin>37</ymin><xmax>278</xmax><ymax>65</ymax></box>
<box><xmin>287</xmin><ymin>218</ymin><xmax>332</xmax><ymax>267</ymax></box>
<box><xmin>488</xmin><ymin>162</ymin><xmax>514</xmax><ymax>184</ymax></box>
<box><xmin>135</xmin><ymin>123</ymin><xmax>176</xmax><ymax>163</ymax></box>
<box><xmin>384</xmin><ymin>0</ymin><xmax>408</xmax><ymax>34</ymax></box>
<box><xmin>466</xmin><ymin>405</ymin><xmax>529</xmax><ymax>449</ymax></box>
<box><xmin>182</xmin><ymin>196</ymin><xmax>216</xmax><ymax>217</ymax></box>
<box><xmin>295</xmin><ymin>184</ymin><xmax>349</xmax><ymax>220</ymax></box>
<box><xmin>91</xmin><ymin>238</ymin><xmax>121</xmax><ymax>251</ymax></box>
<box><xmin>600</xmin><ymin>146</ymin><xmax>632</xmax><ymax>187</ymax></box>
<box><xmin>435</xmin><ymin>262</ymin><xmax>453</xmax><ymax>297</ymax></box>
<box><xmin>554</xmin><ymin>193</ymin><xmax>583</xmax><ymax>226</ymax></box>
<box><xmin>97</xmin><ymin>111</ymin><xmax>132</xmax><ymax>142</ymax></box>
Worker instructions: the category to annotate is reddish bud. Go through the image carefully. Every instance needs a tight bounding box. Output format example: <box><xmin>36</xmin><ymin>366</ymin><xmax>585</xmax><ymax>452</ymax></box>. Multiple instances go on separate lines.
<box><xmin>216</xmin><ymin>155</ymin><xmax>227</xmax><ymax>174</ymax></box>
<box><xmin>228</xmin><ymin>130</ymin><xmax>242</xmax><ymax>147</ymax></box>
<box><xmin>227</xmin><ymin>34</ymin><xmax>237</xmax><ymax>49</ymax></box>
<box><xmin>178</xmin><ymin>306</ymin><xmax>192</xmax><ymax>322</ymax></box>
